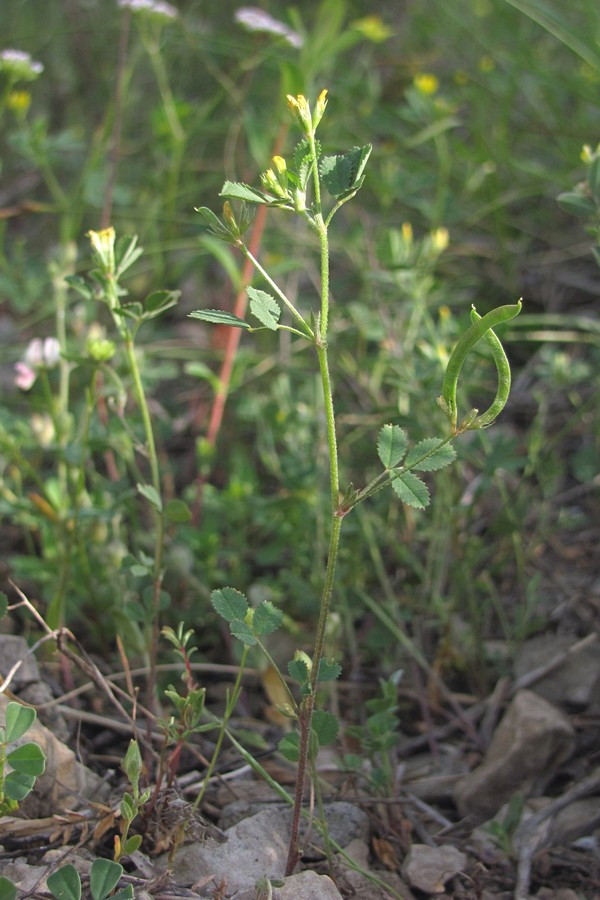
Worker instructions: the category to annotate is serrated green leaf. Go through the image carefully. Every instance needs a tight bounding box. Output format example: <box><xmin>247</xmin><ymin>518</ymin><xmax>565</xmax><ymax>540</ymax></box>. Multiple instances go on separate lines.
<box><xmin>377</xmin><ymin>424</ymin><xmax>407</xmax><ymax>468</ymax></box>
<box><xmin>211</xmin><ymin>587</ymin><xmax>248</xmax><ymax>623</ymax></box>
<box><xmin>220</xmin><ymin>181</ymin><xmax>268</xmax><ymax>204</ymax></box>
<box><xmin>195</xmin><ymin>206</ymin><xmax>233</xmax><ymax>241</ymax></box>
<box><xmin>0</xmin><ymin>876</ymin><xmax>17</xmax><ymax>900</ymax></box>
<box><xmin>278</xmin><ymin>732</ymin><xmax>300</xmax><ymax>762</ymax></box>
<box><xmin>7</xmin><ymin>742</ymin><xmax>46</xmax><ymax>776</ymax></box>
<box><xmin>189</xmin><ymin>308</ymin><xmax>250</xmax><ymax>329</ymax></box>
<box><xmin>253</xmin><ymin>600</ymin><xmax>283</xmax><ymax>636</ymax></box>
<box><xmin>392</xmin><ymin>472</ymin><xmax>430</xmax><ymax>509</ymax></box>
<box><xmin>164</xmin><ymin>499</ymin><xmax>192</xmax><ymax>524</ymax></box>
<box><xmin>247</xmin><ymin>287</ymin><xmax>281</xmax><ymax>330</ymax></box>
<box><xmin>288</xmin><ymin>658</ymin><xmax>310</xmax><ymax>685</ymax></box>
<box><xmin>320</xmin><ymin>144</ymin><xmax>372</xmax><ymax>197</ymax></box>
<box><xmin>229</xmin><ymin>619</ymin><xmax>257</xmax><ymax>645</ymax></box>
<box><xmin>136</xmin><ymin>482</ymin><xmax>162</xmax><ymax>512</ymax></box>
<box><xmin>5</xmin><ymin>771</ymin><xmax>35</xmax><ymax>801</ymax></box>
<box><xmin>557</xmin><ymin>191</ymin><xmax>596</xmax><ymax>217</ymax></box>
<box><xmin>47</xmin><ymin>865</ymin><xmax>81</xmax><ymax>900</ymax></box>
<box><xmin>311</xmin><ymin>709</ymin><xmax>339</xmax><ymax>746</ymax></box>
<box><xmin>405</xmin><ymin>439</ymin><xmax>456</xmax><ymax>472</ymax></box>
<box><xmin>316</xmin><ymin>658</ymin><xmax>342</xmax><ymax>682</ymax></box>
<box><xmin>90</xmin><ymin>859</ymin><xmax>123</xmax><ymax>900</ymax></box>
<box><xmin>5</xmin><ymin>702</ymin><xmax>36</xmax><ymax>742</ymax></box>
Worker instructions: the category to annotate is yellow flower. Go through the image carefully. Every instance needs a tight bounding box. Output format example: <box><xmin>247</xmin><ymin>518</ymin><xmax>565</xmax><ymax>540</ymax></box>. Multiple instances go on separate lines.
<box><xmin>431</xmin><ymin>227</ymin><xmax>449</xmax><ymax>253</ymax></box>
<box><xmin>478</xmin><ymin>55</ymin><xmax>495</xmax><ymax>73</ymax></box>
<box><xmin>7</xmin><ymin>90</ymin><xmax>31</xmax><ymax>114</ymax></box>
<box><xmin>401</xmin><ymin>222</ymin><xmax>413</xmax><ymax>244</ymax></box>
<box><xmin>413</xmin><ymin>73</ymin><xmax>439</xmax><ymax>96</ymax></box>
<box><xmin>87</xmin><ymin>227</ymin><xmax>116</xmax><ymax>273</ymax></box>
<box><xmin>352</xmin><ymin>16</ymin><xmax>393</xmax><ymax>43</ymax></box>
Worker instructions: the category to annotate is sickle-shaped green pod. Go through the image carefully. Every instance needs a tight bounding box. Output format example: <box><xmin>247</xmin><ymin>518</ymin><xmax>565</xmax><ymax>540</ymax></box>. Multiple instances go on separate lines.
<box><xmin>439</xmin><ymin>300</ymin><xmax>522</xmax><ymax>433</ymax></box>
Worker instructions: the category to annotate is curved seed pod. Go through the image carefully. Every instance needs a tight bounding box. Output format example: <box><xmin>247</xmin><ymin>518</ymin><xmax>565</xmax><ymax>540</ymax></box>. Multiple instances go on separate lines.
<box><xmin>440</xmin><ymin>300</ymin><xmax>522</xmax><ymax>432</ymax></box>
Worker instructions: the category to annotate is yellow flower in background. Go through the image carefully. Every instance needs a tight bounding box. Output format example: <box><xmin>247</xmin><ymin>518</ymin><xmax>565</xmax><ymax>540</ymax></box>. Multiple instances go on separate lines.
<box><xmin>478</xmin><ymin>55</ymin><xmax>495</xmax><ymax>73</ymax></box>
<box><xmin>7</xmin><ymin>90</ymin><xmax>31</xmax><ymax>114</ymax></box>
<box><xmin>432</xmin><ymin>227</ymin><xmax>449</xmax><ymax>253</ymax></box>
<box><xmin>352</xmin><ymin>15</ymin><xmax>393</xmax><ymax>43</ymax></box>
<box><xmin>413</xmin><ymin>73</ymin><xmax>439</xmax><ymax>96</ymax></box>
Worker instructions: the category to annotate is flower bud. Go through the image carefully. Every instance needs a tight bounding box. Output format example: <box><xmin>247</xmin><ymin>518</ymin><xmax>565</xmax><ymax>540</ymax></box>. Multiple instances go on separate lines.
<box><xmin>88</xmin><ymin>227</ymin><xmax>116</xmax><ymax>274</ymax></box>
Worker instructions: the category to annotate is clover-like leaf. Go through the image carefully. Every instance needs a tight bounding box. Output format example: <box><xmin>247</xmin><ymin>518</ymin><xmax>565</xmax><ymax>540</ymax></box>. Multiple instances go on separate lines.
<box><xmin>311</xmin><ymin>709</ymin><xmax>339</xmax><ymax>746</ymax></box>
<box><xmin>211</xmin><ymin>587</ymin><xmax>249</xmax><ymax>623</ymax></box>
<box><xmin>377</xmin><ymin>424</ymin><xmax>407</xmax><ymax>469</ymax></box>
<box><xmin>47</xmin><ymin>864</ymin><xmax>81</xmax><ymax>900</ymax></box>
<box><xmin>253</xmin><ymin>600</ymin><xmax>283</xmax><ymax>636</ymax></box>
<box><xmin>229</xmin><ymin>620</ymin><xmax>257</xmax><ymax>645</ymax></box>
<box><xmin>404</xmin><ymin>439</ymin><xmax>456</xmax><ymax>472</ymax></box>
<box><xmin>320</xmin><ymin>144</ymin><xmax>372</xmax><ymax>198</ymax></box>
<box><xmin>7</xmin><ymin>742</ymin><xmax>46</xmax><ymax>776</ymax></box>
<box><xmin>247</xmin><ymin>287</ymin><xmax>281</xmax><ymax>330</ymax></box>
<box><xmin>89</xmin><ymin>859</ymin><xmax>123</xmax><ymax>900</ymax></box>
<box><xmin>391</xmin><ymin>472</ymin><xmax>430</xmax><ymax>509</ymax></box>
<box><xmin>5</xmin><ymin>702</ymin><xmax>36</xmax><ymax>742</ymax></box>
<box><xmin>316</xmin><ymin>658</ymin><xmax>342</xmax><ymax>683</ymax></box>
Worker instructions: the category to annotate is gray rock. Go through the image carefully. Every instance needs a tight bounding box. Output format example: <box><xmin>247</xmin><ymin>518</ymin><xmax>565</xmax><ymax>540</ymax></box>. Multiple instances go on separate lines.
<box><xmin>453</xmin><ymin>690</ymin><xmax>575</xmax><ymax>822</ymax></box>
<box><xmin>236</xmin><ymin>870</ymin><xmax>343</xmax><ymax>899</ymax></box>
<box><xmin>403</xmin><ymin>843</ymin><xmax>466</xmax><ymax>894</ymax></box>
<box><xmin>166</xmin><ymin>807</ymin><xmax>290</xmax><ymax>891</ymax></box>
<box><xmin>0</xmin><ymin>634</ymin><xmax>41</xmax><ymax>687</ymax></box>
<box><xmin>514</xmin><ymin>634</ymin><xmax>600</xmax><ymax>709</ymax></box>
<box><xmin>165</xmin><ymin>802</ymin><xmax>368</xmax><ymax>895</ymax></box>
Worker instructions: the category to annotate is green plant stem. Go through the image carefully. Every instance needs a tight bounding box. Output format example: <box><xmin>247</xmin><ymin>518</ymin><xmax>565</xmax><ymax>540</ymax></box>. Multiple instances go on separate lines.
<box><xmin>193</xmin><ymin>644</ymin><xmax>249</xmax><ymax>811</ymax></box>
<box><xmin>122</xmin><ymin>335</ymin><xmax>165</xmax><ymax>711</ymax></box>
<box><xmin>285</xmin><ymin>171</ymin><xmax>343</xmax><ymax>872</ymax></box>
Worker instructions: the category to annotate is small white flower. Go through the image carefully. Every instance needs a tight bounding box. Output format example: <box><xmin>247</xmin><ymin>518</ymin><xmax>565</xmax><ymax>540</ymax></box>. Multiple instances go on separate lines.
<box><xmin>235</xmin><ymin>7</ymin><xmax>303</xmax><ymax>48</ymax></box>
<box><xmin>118</xmin><ymin>0</ymin><xmax>178</xmax><ymax>21</ymax></box>
<box><xmin>0</xmin><ymin>49</ymin><xmax>44</xmax><ymax>80</ymax></box>
<box><xmin>23</xmin><ymin>336</ymin><xmax>61</xmax><ymax>369</ymax></box>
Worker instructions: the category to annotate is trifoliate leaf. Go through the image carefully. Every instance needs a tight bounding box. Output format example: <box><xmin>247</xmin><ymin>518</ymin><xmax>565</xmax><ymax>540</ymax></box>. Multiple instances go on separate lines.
<box><xmin>316</xmin><ymin>658</ymin><xmax>342</xmax><ymax>682</ymax></box>
<box><xmin>253</xmin><ymin>600</ymin><xmax>284</xmax><ymax>636</ymax></box>
<box><xmin>220</xmin><ymin>181</ymin><xmax>268</xmax><ymax>204</ymax></box>
<box><xmin>405</xmin><ymin>439</ymin><xmax>456</xmax><ymax>472</ymax></box>
<box><xmin>189</xmin><ymin>309</ymin><xmax>250</xmax><ymax>329</ymax></box>
<box><xmin>311</xmin><ymin>709</ymin><xmax>339</xmax><ymax>746</ymax></box>
<box><xmin>229</xmin><ymin>619</ymin><xmax>257</xmax><ymax>645</ymax></box>
<box><xmin>391</xmin><ymin>472</ymin><xmax>430</xmax><ymax>509</ymax></box>
<box><xmin>247</xmin><ymin>287</ymin><xmax>281</xmax><ymax>330</ymax></box>
<box><xmin>377</xmin><ymin>424</ymin><xmax>407</xmax><ymax>468</ymax></box>
<box><xmin>211</xmin><ymin>587</ymin><xmax>248</xmax><ymax>623</ymax></box>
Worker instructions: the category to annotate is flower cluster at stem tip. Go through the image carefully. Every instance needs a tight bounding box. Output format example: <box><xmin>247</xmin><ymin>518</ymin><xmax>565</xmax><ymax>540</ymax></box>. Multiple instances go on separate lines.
<box><xmin>0</xmin><ymin>49</ymin><xmax>43</xmax><ymax>80</ymax></box>
<box><xmin>286</xmin><ymin>89</ymin><xmax>328</xmax><ymax>136</ymax></box>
